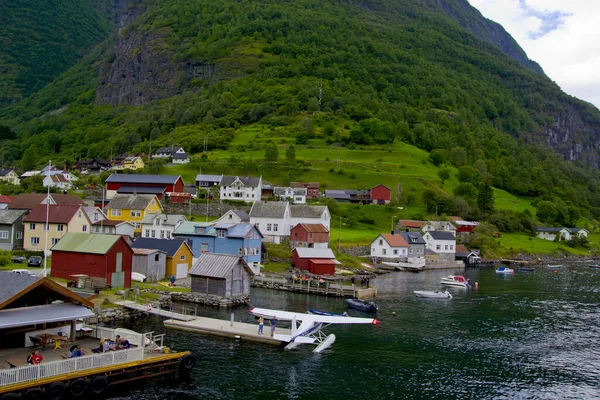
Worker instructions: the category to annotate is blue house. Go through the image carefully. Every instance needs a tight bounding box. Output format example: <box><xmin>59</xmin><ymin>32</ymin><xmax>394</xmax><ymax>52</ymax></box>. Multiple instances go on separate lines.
<box><xmin>173</xmin><ymin>222</ymin><xmax>263</xmax><ymax>267</ymax></box>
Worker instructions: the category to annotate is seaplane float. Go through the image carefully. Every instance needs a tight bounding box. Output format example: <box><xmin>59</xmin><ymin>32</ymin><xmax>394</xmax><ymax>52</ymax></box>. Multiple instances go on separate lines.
<box><xmin>249</xmin><ymin>307</ymin><xmax>379</xmax><ymax>353</ymax></box>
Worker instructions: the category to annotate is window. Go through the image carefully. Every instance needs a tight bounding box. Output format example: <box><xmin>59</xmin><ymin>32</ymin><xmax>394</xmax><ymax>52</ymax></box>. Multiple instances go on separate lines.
<box><xmin>31</xmin><ymin>237</ymin><xmax>40</xmax><ymax>245</ymax></box>
<box><xmin>95</xmin><ymin>226</ymin><xmax>101</xmax><ymax>233</ymax></box>
<box><xmin>103</xmin><ymin>227</ymin><xmax>109</xmax><ymax>233</ymax></box>
<box><xmin>0</xmin><ymin>230</ymin><xmax>8</xmax><ymax>239</ymax></box>
<box><xmin>200</xmin><ymin>243</ymin><xmax>209</xmax><ymax>253</ymax></box>
<box><xmin>444</xmin><ymin>245</ymin><xmax>448</xmax><ymax>250</ymax></box>
<box><xmin>135</xmin><ymin>223</ymin><xmax>141</xmax><ymax>230</ymax></box>
<box><xmin>44</xmin><ymin>224</ymin><xmax>49</xmax><ymax>231</ymax></box>
<box><xmin>217</xmin><ymin>230</ymin><xmax>226</xmax><ymax>238</ymax></box>
<box><xmin>78</xmin><ymin>211</ymin><xmax>82</xmax><ymax>218</ymax></box>
<box><xmin>450</xmin><ymin>245</ymin><xmax>454</xmax><ymax>250</ymax></box>
<box><xmin>409</xmin><ymin>248</ymin><xmax>413</xmax><ymax>254</ymax></box>
<box><xmin>382</xmin><ymin>249</ymin><xmax>387</xmax><ymax>255</ymax></box>
<box><xmin>130</xmin><ymin>210</ymin><xmax>141</xmax><ymax>217</ymax></box>
<box><xmin>379</xmin><ymin>239</ymin><xmax>383</xmax><ymax>245</ymax></box>
<box><xmin>160</xmin><ymin>230</ymin><xmax>165</xmax><ymax>238</ymax></box>
<box><xmin>155</xmin><ymin>254</ymin><xmax>160</xmax><ymax>262</ymax></box>
<box><xmin>393</xmin><ymin>249</ymin><xmax>398</xmax><ymax>255</ymax></box>
<box><xmin>372</xmin><ymin>248</ymin><xmax>375</xmax><ymax>253</ymax></box>
<box><xmin>238</xmin><ymin>248</ymin><xmax>243</xmax><ymax>256</ymax></box>
<box><xmin>436</xmin><ymin>245</ymin><xmax>441</xmax><ymax>250</ymax></box>
<box><xmin>51</xmin><ymin>238</ymin><xmax>59</xmax><ymax>246</ymax></box>
<box><xmin>145</xmin><ymin>229</ymin><xmax>150</xmax><ymax>237</ymax></box>
<box><xmin>57</xmin><ymin>225</ymin><xmax>64</xmax><ymax>232</ymax></box>
<box><xmin>267</xmin><ymin>223</ymin><xmax>272</xmax><ymax>232</ymax></box>
<box><xmin>273</xmin><ymin>224</ymin><xmax>278</xmax><ymax>232</ymax></box>
<box><xmin>180</xmin><ymin>255</ymin><xmax>186</xmax><ymax>260</ymax></box>
<box><xmin>228</xmin><ymin>214</ymin><xmax>233</xmax><ymax>219</ymax></box>
<box><xmin>82</xmin><ymin>225</ymin><xmax>87</xmax><ymax>232</ymax></box>
<box><xmin>151</xmin><ymin>230</ymin><xmax>156</xmax><ymax>238</ymax></box>
<box><xmin>16</xmin><ymin>231</ymin><xmax>22</xmax><ymax>239</ymax></box>
<box><xmin>111</xmin><ymin>209</ymin><xmax>121</xmax><ymax>217</ymax></box>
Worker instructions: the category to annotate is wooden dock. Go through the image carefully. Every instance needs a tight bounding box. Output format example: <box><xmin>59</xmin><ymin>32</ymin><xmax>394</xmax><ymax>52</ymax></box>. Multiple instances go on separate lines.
<box><xmin>164</xmin><ymin>317</ymin><xmax>291</xmax><ymax>345</ymax></box>
<box><xmin>252</xmin><ymin>275</ymin><xmax>376</xmax><ymax>299</ymax></box>
<box><xmin>115</xmin><ymin>300</ymin><xmax>196</xmax><ymax>321</ymax></box>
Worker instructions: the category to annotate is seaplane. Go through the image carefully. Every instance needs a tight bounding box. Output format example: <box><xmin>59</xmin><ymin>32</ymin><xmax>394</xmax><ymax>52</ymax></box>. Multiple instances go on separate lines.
<box><xmin>249</xmin><ymin>307</ymin><xmax>379</xmax><ymax>353</ymax></box>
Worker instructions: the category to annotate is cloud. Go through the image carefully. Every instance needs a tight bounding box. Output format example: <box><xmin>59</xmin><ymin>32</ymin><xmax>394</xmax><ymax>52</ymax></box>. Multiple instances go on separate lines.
<box><xmin>468</xmin><ymin>0</ymin><xmax>600</xmax><ymax>109</ymax></box>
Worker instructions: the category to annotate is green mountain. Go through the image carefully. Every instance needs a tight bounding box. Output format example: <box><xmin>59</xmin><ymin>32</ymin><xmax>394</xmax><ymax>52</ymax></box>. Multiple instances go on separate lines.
<box><xmin>2</xmin><ymin>0</ymin><xmax>600</xmax><ymax>221</ymax></box>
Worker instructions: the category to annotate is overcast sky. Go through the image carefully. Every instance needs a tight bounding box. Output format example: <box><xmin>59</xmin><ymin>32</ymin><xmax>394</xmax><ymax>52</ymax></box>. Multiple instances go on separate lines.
<box><xmin>469</xmin><ymin>0</ymin><xmax>600</xmax><ymax>109</ymax></box>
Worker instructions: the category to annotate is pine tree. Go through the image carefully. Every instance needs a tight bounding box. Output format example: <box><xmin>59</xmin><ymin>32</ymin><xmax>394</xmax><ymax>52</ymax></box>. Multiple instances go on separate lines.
<box><xmin>285</xmin><ymin>145</ymin><xmax>296</xmax><ymax>162</ymax></box>
<box><xmin>477</xmin><ymin>183</ymin><xmax>495</xmax><ymax>214</ymax></box>
<box><xmin>264</xmin><ymin>143</ymin><xmax>279</xmax><ymax>162</ymax></box>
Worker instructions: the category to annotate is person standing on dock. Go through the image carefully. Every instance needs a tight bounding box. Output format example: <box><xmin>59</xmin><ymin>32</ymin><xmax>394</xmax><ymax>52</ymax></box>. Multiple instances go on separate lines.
<box><xmin>270</xmin><ymin>317</ymin><xmax>277</xmax><ymax>337</ymax></box>
<box><xmin>258</xmin><ymin>316</ymin><xmax>264</xmax><ymax>335</ymax></box>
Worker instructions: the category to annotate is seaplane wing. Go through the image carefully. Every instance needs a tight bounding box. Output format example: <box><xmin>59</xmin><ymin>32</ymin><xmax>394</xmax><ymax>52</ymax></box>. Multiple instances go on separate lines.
<box><xmin>249</xmin><ymin>307</ymin><xmax>377</xmax><ymax>325</ymax></box>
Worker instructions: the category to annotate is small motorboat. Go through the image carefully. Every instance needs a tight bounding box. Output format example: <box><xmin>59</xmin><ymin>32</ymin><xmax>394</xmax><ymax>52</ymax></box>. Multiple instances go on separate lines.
<box><xmin>307</xmin><ymin>309</ymin><xmax>349</xmax><ymax>317</ymax></box>
<box><xmin>414</xmin><ymin>290</ymin><xmax>452</xmax><ymax>299</ymax></box>
<box><xmin>517</xmin><ymin>267</ymin><xmax>535</xmax><ymax>272</ymax></box>
<box><xmin>440</xmin><ymin>275</ymin><xmax>471</xmax><ymax>288</ymax></box>
<box><xmin>495</xmin><ymin>266</ymin><xmax>514</xmax><ymax>274</ymax></box>
<box><xmin>547</xmin><ymin>264</ymin><xmax>563</xmax><ymax>268</ymax></box>
<box><xmin>588</xmin><ymin>265</ymin><xmax>600</xmax><ymax>269</ymax></box>
<box><xmin>345</xmin><ymin>298</ymin><xmax>378</xmax><ymax>313</ymax></box>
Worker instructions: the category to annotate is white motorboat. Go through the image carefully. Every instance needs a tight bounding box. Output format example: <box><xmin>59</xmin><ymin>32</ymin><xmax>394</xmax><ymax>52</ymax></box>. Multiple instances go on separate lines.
<box><xmin>547</xmin><ymin>264</ymin><xmax>563</xmax><ymax>268</ymax></box>
<box><xmin>495</xmin><ymin>266</ymin><xmax>514</xmax><ymax>274</ymax></box>
<box><xmin>414</xmin><ymin>290</ymin><xmax>452</xmax><ymax>299</ymax></box>
<box><xmin>440</xmin><ymin>275</ymin><xmax>471</xmax><ymax>288</ymax></box>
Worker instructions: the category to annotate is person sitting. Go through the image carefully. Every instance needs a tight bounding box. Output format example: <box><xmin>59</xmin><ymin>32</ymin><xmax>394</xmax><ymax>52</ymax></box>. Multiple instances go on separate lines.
<box><xmin>27</xmin><ymin>350</ymin><xmax>43</xmax><ymax>364</ymax></box>
<box><xmin>70</xmin><ymin>345</ymin><xmax>83</xmax><ymax>358</ymax></box>
<box><xmin>92</xmin><ymin>339</ymin><xmax>109</xmax><ymax>353</ymax></box>
<box><xmin>120</xmin><ymin>339</ymin><xmax>131</xmax><ymax>349</ymax></box>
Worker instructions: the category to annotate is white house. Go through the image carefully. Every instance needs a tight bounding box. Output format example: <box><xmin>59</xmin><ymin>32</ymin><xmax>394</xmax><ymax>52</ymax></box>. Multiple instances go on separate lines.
<box><xmin>83</xmin><ymin>206</ymin><xmax>107</xmax><ymax>224</ymax></box>
<box><xmin>220</xmin><ymin>175</ymin><xmax>262</xmax><ymax>202</ymax></box>
<box><xmin>153</xmin><ymin>146</ymin><xmax>187</xmax><ymax>159</ymax></box>
<box><xmin>568</xmin><ymin>228</ymin><xmax>589</xmax><ymax>239</ymax></box>
<box><xmin>421</xmin><ymin>221</ymin><xmax>457</xmax><ymax>235</ymax></box>
<box><xmin>370</xmin><ymin>233</ymin><xmax>409</xmax><ymax>259</ymax></box>
<box><xmin>423</xmin><ymin>231</ymin><xmax>456</xmax><ymax>262</ymax></box>
<box><xmin>172</xmin><ymin>152</ymin><xmax>190</xmax><ymax>164</ymax></box>
<box><xmin>91</xmin><ymin>220</ymin><xmax>135</xmax><ymax>237</ymax></box>
<box><xmin>141</xmin><ymin>213</ymin><xmax>187</xmax><ymax>239</ymax></box>
<box><xmin>536</xmin><ymin>227</ymin><xmax>571</xmax><ymax>241</ymax></box>
<box><xmin>249</xmin><ymin>201</ymin><xmax>290</xmax><ymax>244</ymax></box>
<box><xmin>289</xmin><ymin>205</ymin><xmax>330</xmax><ymax>232</ymax></box>
<box><xmin>213</xmin><ymin>210</ymin><xmax>250</xmax><ymax>225</ymax></box>
<box><xmin>0</xmin><ymin>168</ymin><xmax>20</xmax><ymax>186</ymax></box>
<box><xmin>43</xmin><ymin>174</ymin><xmax>73</xmax><ymax>190</ymax></box>
<box><xmin>273</xmin><ymin>187</ymin><xmax>307</xmax><ymax>204</ymax></box>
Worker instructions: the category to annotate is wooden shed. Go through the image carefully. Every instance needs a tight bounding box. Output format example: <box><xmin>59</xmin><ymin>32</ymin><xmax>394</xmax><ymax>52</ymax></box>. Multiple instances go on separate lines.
<box><xmin>292</xmin><ymin>248</ymin><xmax>338</xmax><ymax>275</ymax></box>
<box><xmin>289</xmin><ymin>223</ymin><xmax>330</xmax><ymax>249</ymax></box>
<box><xmin>132</xmin><ymin>248</ymin><xmax>167</xmax><ymax>282</ymax></box>
<box><xmin>189</xmin><ymin>254</ymin><xmax>252</xmax><ymax>298</ymax></box>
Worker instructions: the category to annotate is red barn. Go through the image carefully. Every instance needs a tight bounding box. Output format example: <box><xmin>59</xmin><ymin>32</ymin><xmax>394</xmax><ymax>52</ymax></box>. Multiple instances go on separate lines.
<box><xmin>105</xmin><ymin>174</ymin><xmax>185</xmax><ymax>200</ymax></box>
<box><xmin>50</xmin><ymin>233</ymin><xmax>133</xmax><ymax>288</ymax></box>
<box><xmin>292</xmin><ymin>248</ymin><xmax>338</xmax><ymax>275</ymax></box>
<box><xmin>289</xmin><ymin>223</ymin><xmax>330</xmax><ymax>249</ymax></box>
<box><xmin>455</xmin><ymin>220</ymin><xmax>479</xmax><ymax>234</ymax></box>
<box><xmin>369</xmin><ymin>184</ymin><xmax>392</xmax><ymax>205</ymax></box>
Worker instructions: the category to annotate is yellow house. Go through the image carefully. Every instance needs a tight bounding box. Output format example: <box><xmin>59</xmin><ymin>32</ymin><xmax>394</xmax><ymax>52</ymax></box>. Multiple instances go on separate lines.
<box><xmin>105</xmin><ymin>194</ymin><xmax>162</xmax><ymax>233</ymax></box>
<box><xmin>131</xmin><ymin>238</ymin><xmax>194</xmax><ymax>279</ymax></box>
<box><xmin>0</xmin><ymin>168</ymin><xmax>21</xmax><ymax>185</ymax></box>
<box><xmin>23</xmin><ymin>204</ymin><xmax>91</xmax><ymax>252</ymax></box>
<box><xmin>124</xmin><ymin>156</ymin><xmax>145</xmax><ymax>170</ymax></box>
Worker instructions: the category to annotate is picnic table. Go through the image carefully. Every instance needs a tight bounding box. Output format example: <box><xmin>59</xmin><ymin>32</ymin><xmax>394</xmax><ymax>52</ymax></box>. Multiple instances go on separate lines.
<box><xmin>5</xmin><ymin>358</ymin><xmax>28</xmax><ymax>368</ymax></box>
<box><xmin>29</xmin><ymin>333</ymin><xmax>69</xmax><ymax>350</ymax></box>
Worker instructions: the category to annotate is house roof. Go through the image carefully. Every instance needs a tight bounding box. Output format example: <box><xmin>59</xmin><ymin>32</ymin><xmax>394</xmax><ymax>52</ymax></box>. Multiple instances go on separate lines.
<box><xmin>293</xmin><ymin>248</ymin><xmax>336</xmax><ymax>259</ymax></box>
<box><xmin>189</xmin><ymin>253</ymin><xmax>251</xmax><ymax>278</ymax></box>
<box><xmin>132</xmin><ymin>248</ymin><xmax>167</xmax><ymax>255</ymax></box>
<box><xmin>221</xmin><ymin>175</ymin><xmax>261</xmax><ymax>187</ymax></box>
<box><xmin>8</xmin><ymin>193</ymin><xmax>85</xmax><ymax>210</ymax></box>
<box><xmin>47</xmin><ymin>174</ymin><xmax>70</xmax><ymax>183</ymax></box>
<box><xmin>155</xmin><ymin>146</ymin><xmax>183</xmax><ymax>154</ymax></box>
<box><xmin>273</xmin><ymin>187</ymin><xmax>307</xmax><ymax>196</ymax></box>
<box><xmin>536</xmin><ymin>227</ymin><xmax>565</xmax><ymax>233</ymax></box>
<box><xmin>290</xmin><ymin>204</ymin><xmax>327</xmax><ymax>219</ymax></box>
<box><xmin>568</xmin><ymin>228</ymin><xmax>588</xmax><ymax>233</ymax></box>
<box><xmin>0</xmin><ymin>195</ymin><xmax>12</xmax><ymax>203</ymax></box>
<box><xmin>173</xmin><ymin>221</ymin><xmax>213</xmax><ymax>235</ymax></box>
<box><xmin>0</xmin><ymin>209</ymin><xmax>27</xmax><ymax>225</ymax></box>
<box><xmin>131</xmin><ymin>238</ymin><xmax>188</xmax><ymax>257</ymax></box>
<box><xmin>219</xmin><ymin>223</ymin><xmax>263</xmax><ymax>238</ymax></box>
<box><xmin>293</xmin><ymin>223</ymin><xmax>329</xmax><ymax>233</ymax></box>
<box><xmin>117</xmin><ymin>185</ymin><xmax>167</xmax><ymax>195</ymax></box>
<box><xmin>51</xmin><ymin>233</ymin><xmax>127</xmax><ymax>254</ymax></box>
<box><xmin>426</xmin><ymin>231</ymin><xmax>456</xmax><ymax>241</ymax></box>
<box><xmin>195</xmin><ymin>174</ymin><xmax>223</xmax><ymax>183</ymax></box>
<box><xmin>233</xmin><ymin>210</ymin><xmax>250</xmax><ymax>221</ymax></box>
<box><xmin>291</xmin><ymin>182</ymin><xmax>319</xmax><ymax>189</ymax></box>
<box><xmin>399</xmin><ymin>231</ymin><xmax>426</xmax><ymax>245</ymax></box>
<box><xmin>324</xmin><ymin>190</ymin><xmax>351</xmax><ymax>200</ymax></box>
<box><xmin>454</xmin><ymin>221</ymin><xmax>479</xmax><ymax>227</ymax></box>
<box><xmin>0</xmin><ymin>303</ymin><xmax>95</xmax><ymax>329</ymax></box>
<box><xmin>446</xmin><ymin>216</ymin><xmax>464</xmax><ymax>222</ymax></box>
<box><xmin>0</xmin><ymin>168</ymin><xmax>15</xmax><ymax>177</ymax></box>
<box><xmin>399</xmin><ymin>220</ymin><xmax>425</xmax><ymax>229</ymax></box>
<box><xmin>249</xmin><ymin>201</ymin><xmax>288</xmax><ymax>218</ymax></box>
<box><xmin>106</xmin><ymin>194</ymin><xmax>160</xmax><ymax>210</ymax></box>
<box><xmin>105</xmin><ymin>174</ymin><xmax>182</xmax><ymax>185</ymax></box>
<box><xmin>379</xmin><ymin>234</ymin><xmax>409</xmax><ymax>247</ymax></box>
<box><xmin>141</xmin><ymin>213</ymin><xmax>187</xmax><ymax>226</ymax></box>
<box><xmin>24</xmin><ymin>204</ymin><xmax>82</xmax><ymax>224</ymax></box>
<box><xmin>370</xmin><ymin>184</ymin><xmax>391</xmax><ymax>191</ymax></box>
<box><xmin>172</xmin><ymin>153</ymin><xmax>189</xmax><ymax>160</ymax></box>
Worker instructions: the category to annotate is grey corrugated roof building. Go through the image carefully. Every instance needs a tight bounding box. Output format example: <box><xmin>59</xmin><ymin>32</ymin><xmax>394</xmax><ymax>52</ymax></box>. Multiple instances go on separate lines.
<box><xmin>189</xmin><ymin>254</ymin><xmax>253</xmax><ymax>297</ymax></box>
<box><xmin>106</xmin><ymin>194</ymin><xmax>160</xmax><ymax>210</ymax></box>
<box><xmin>249</xmin><ymin>201</ymin><xmax>289</xmax><ymax>218</ymax></box>
<box><xmin>0</xmin><ymin>209</ymin><xmax>27</xmax><ymax>225</ymax></box>
<box><xmin>0</xmin><ymin>271</ymin><xmax>39</xmax><ymax>306</ymax></box>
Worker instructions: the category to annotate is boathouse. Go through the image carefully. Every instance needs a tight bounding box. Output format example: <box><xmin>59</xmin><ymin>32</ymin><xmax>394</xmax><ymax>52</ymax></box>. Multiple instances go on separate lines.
<box><xmin>189</xmin><ymin>253</ymin><xmax>252</xmax><ymax>297</ymax></box>
<box><xmin>291</xmin><ymin>248</ymin><xmax>338</xmax><ymax>275</ymax></box>
<box><xmin>50</xmin><ymin>233</ymin><xmax>134</xmax><ymax>288</ymax></box>
<box><xmin>132</xmin><ymin>248</ymin><xmax>168</xmax><ymax>281</ymax></box>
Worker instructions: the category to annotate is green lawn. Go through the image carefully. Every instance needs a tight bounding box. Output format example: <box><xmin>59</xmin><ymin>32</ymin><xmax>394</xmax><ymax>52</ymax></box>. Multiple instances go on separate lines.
<box><xmin>495</xmin><ymin>233</ymin><xmax>595</xmax><ymax>257</ymax></box>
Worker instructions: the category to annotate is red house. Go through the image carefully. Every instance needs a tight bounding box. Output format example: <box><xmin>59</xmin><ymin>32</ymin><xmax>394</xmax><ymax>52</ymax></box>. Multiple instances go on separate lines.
<box><xmin>291</xmin><ymin>182</ymin><xmax>320</xmax><ymax>199</ymax></box>
<box><xmin>105</xmin><ymin>174</ymin><xmax>185</xmax><ymax>200</ymax></box>
<box><xmin>292</xmin><ymin>248</ymin><xmax>338</xmax><ymax>275</ymax></box>
<box><xmin>455</xmin><ymin>220</ymin><xmax>479</xmax><ymax>234</ymax></box>
<box><xmin>369</xmin><ymin>184</ymin><xmax>392</xmax><ymax>205</ymax></box>
<box><xmin>289</xmin><ymin>223</ymin><xmax>330</xmax><ymax>249</ymax></box>
<box><xmin>50</xmin><ymin>232</ymin><xmax>133</xmax><ymax>288</ymax></box>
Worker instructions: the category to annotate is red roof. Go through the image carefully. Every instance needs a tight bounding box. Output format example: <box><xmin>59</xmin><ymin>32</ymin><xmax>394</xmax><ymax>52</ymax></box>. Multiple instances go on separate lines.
<box><xmin>380</xmin><ymin>234</ymin><xmax>409</xmax><ymax>247</ymax></box>
<box><xmin>24</xmin><ymin>204</ymin><xmax>82</xmax><ymax>224</ymax></box>
<box><xmin>0</xmin><ymin>195</ymin><xmax>12</xmax><ymax>203</ymax></box>
<box><xmin>456</xmin><ymin>245</ymin><xmax>468</xmax><ymax>253</ymax></box>
<box><xmin>295</xmin><ymin>223</ymin><xmax>329</xmax><ymax>233</ymax></box>
<box><xmin>399</xmin><ymin>220</ymin><xmax>425</xmax><ymax>229</ymax></box>
<box><xmin>8</xmin><ymin>193</ymin><xmax>85</xmax><ymax>210</ymax></box>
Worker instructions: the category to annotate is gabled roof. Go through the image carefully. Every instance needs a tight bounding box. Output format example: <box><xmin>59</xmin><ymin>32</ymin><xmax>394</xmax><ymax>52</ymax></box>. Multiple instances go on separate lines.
<box><xmin>133</xmin><ymin>248</ymin><xmax>167</xmax><ymax>256</ymax></box>
<box><xmin>567</xmin><ymin>228</ymin><xmax>588</xmax><ymax>233</ymax></box>
<box><xmin>249</xmin><ymin>201</ymin><xmax>288</xmax><ymax>218</ymax></box>
<box><xmin>293</xmin><ymin>248</ymin><xmax>336</xmax><ymax>259</ymax></box>
<box><xmin>24</xmin><ymin>204</ymin><xmax>82</xmax><ymax>224</ymax></box>
<box><xmin>0</xmin><ymin>168</ymin><xmax>15</xmax><ymax>177</ymax></box>
<box><xmin>173</xmin><ymin>221</ymin><xmax>214</xmax><ymax>235</ymax></box>
<box><xmin>0</xmin><ymin>271</ymin><xmax>94</xmax><ymax>310</ymax></box>
<box><xmin>233</xmin><ymin>210</ymin><xmax>250</xmax><ymax>221</ymax></box>
<box><xmin>370</xmin><ymin>184</ymin><xmax>391</xmax><ymax>191</ymax></box>
<box><xmin>105</xmin><ymin>174</ymin><xmax>182</xmax><ymax>185</ymax></box>
<box><xmin>189</xmin><ymin>253</ymin><xmax>251</xmax><ymax>278</ymax></box>
<box><xmin>399</xmin><ymin>231</ymin><xmax>426</xmax><ymax>245</ymax></box>
<box><xmin>536</xmin><ymin>227</ymin><xmax>566</xmax><ymax>233</ymax></box>
<box><xmin>46</xmin><ymin>174</ymin><xmax>70</xmax><ymax>183</ymax></box>
<box><xmin>426</xmin><ymin>231</ymin><xmax>456</xmax><ymax>241</ymax></box>
<box><xmin>91</xmin><ymin>219</ymin><xmax>132</xmax><ymax>227</ymax></box>
<box><xmin>379</xmin><ymin>234</ymin><xmax>409</xmax><ymax>247</ymax></box>
<box><xmin>106</xmin><ymin>194</ymin><xmax>161</xmax><ymax>210</ymax></box>
<box><xmin>219</xmin><ymin>223</ymin><xmax>263</xmax><ymax>238</ymax></box>
<box><xmin>399</xmin><ymin>220</ymin><xmax>425</xmax><ymax>229</ymax></box>
<box><xmin>221</xmin><ymin>175</ymin><xmax>261</xmax><ymax>187</ymax></box>
<box><xmin>291</xmin><ymin>182</ymin><xmax>319</xmax><ymax>189</ymax></box>
<box><xmin>0</xmin><ymin>209</ymin><xmax>27</xmax><ymax>225</ymax></box>
<box><xmin>293</xmin><ymin>223</ymin><xmax>329</xmax><ymax>233</ymax></box>
<box><xmin>0</xmin><ymin>195</ymin><xmax>12</xmax><ymax>203</ymax></box>
<box><xmin>8</xmin><ymin>193</ymin><xmax>85</xmax><ymax>210</ymax></box>
<box><xmin>51</xmin><ymin>232</ymin><xmax>128</xmax><ymax>254</ymax></box>
<box><xmin>290</xmin><ymin>204</ymin><xmax>327</xmax><ymax>219</ymax></box>
<box><xmin>195</xmin><ymin>174</ymin><xmax>223</xmax><ymax>183</ymax></box>
<box><xmin>155</xmin><ymin>146</ymin><xmax>183</xmax><ymax>154</ymax></box>
<box><xmin>141</xmin><ymin>213</ymin><xmax>187</xmax><ymax>225</ymax></box>
<box><xmin>274</xmin><ymin>187</ymin><xmax>307</xmax><ymax>196</ymax></box>
<box><xmin>131</xmin><ymin>238</ymin><xmax>188</xmax><ymax>257</ymax></box>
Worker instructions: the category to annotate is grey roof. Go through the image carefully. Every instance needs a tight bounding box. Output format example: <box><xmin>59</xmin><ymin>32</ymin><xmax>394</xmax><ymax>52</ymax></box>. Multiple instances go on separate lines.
<box><xmin>274</xmin><ymin>187</ymin><xmax>307</xmax><ymax>196</ymax></box>
<box><xmin>399</xmin><ymin>231</ymin><xmax>426</xmax><ymax>245</ymax></box>
<box><xmin>131</xmin><ymin>238</ymin><xmax>186</xmax><ymax>257</ymax></box>
<box><xmin>141</xmin><ymin>213</ymin><xmax>187</xmax><ymax>226</ymax></box>
<box><xmin>290</xmin><ymin>205</ymin><xmax>327</xmax><ymax>219</ymax></box>
<box><xmin>172</xmin><ymin>153</ymin><xmax>189</xmax><ymax>160</ymax></box>
<box><xmin>117</xmin><ymin>185</ymin><xmax>167</xmax><ymax>195</ymax></box>
<box><xmin>0</xmin><ymin>303</ymin><xmax>94</xmax><ymax>329</ymax></box>
<box><xmin>325</xmin><ymin>190</ymin><xmax>351</xmax><ymax>200</ymax></box>
<box><xmin>221</xmin><ymin>175</ymin><xmax>261</xmax><ymax>187</ymax></box>
<box><xmin>106</xmin><ymin>194</ymin><xmax>159</xmax><ymax>210</ymax></box>
<box><xmin>293</xmin><ymin>248</ymin><xmax>336</xmax><ymax>259</ymax></box>
<box><xmin>426</xmin><ymin>231</ymin><xmax>456</xmax><ymax>241</ymax></box>
<box><xmin>249</xmin><ymin>201</ymin><xmax>288</xmax><ymax>218</ymax></box>
<box><xmin>233</xmin><ymin>210</ymin><xmax>250</xmax><ymax>221</ymax></box>
<box><xmin>568</xmin><ymin>228</ymin><xmax>587</xmax><ymax>233</ymax></box>
<box><xmin>196</xmin><ymin>174</ymin><xmax>223</xmax><ymax>183</ymax></box>
<box><xmin>536</xmin><ymin>227</ymin><xmax>565</xmax><ymax>232</ymax></box>
<box><xmin>0</xmin><ymin>209</ymin><xmax>27</xmax><ymax>225</ymax></box>
<box><xmin>0</xmin><ymin>271</ymin><xmax>40</xmax><ymax>306</ymax></box>
<box><xmin>0</xmin><ymin>168</ymin><xmax>15</xmax><ymax>177</ymax></box>
<box><xmin>155</xmin><ymin>146</ymin><xmax>183</xmax><ymax>154</ymax></box>
<box><xmin>105</xmin><ymin>174</ymin><xmax>182</xmax><ymax>185</ymax></box>
<box><xmin>189</xmin><ymin>253</ymin><xmax>250</xmax><ymax>278</ymax></box>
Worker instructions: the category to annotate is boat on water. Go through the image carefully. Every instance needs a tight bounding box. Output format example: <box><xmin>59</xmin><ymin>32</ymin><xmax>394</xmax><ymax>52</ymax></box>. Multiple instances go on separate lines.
<box><xmin>496</xmin><ymin>266</ymin><xmax>515</xmax><ymax>274</ymax></box>
<box><xmin>440</xmin><ymin>275</ymin><xmax>471</xmax><ymax>288</ymax></box>
<box><xmin>547</xmin><ymin>264</ymin><xmax>563</xmax><ymax>268</ymax></box>
<box><xmin>518</xmin><ymin>267</ymin><xmax>535</xmax><ymax>272</ymax></box>
<box><xmin>588</xmin><ymin>265</ymin><xmax>600</xmax><ymax>269</ymax></box>
<box><xmin>414</xmin><ymin>290</ymin><xmax>452</xmax><ymax>299</ymax></box>
<box><xmin>307</xmin><ymin>309</ymin><xmax>349</xmax><ymax>317</ymax></box>
<box><xmin>345</xmin><ymin>298</ymin><xmax>378</xmax><ymax>313</ymax></box>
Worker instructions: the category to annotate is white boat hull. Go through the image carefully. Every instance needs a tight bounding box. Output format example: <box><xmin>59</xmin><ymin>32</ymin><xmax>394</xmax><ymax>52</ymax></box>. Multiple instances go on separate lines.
<box><xmin>313</xmin><ymin>334</ymin><xmax>336</xmax><ymax>353</ymax></box>
<box><xmin>414</xmin><ymin>290</ymin><xmax>452</xmax><ymax>299</ymax></box>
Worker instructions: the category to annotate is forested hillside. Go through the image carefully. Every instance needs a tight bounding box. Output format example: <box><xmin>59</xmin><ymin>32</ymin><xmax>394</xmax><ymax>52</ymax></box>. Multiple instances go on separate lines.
<box><xmin>1</xmin><ymin>0</ymin><xmax>600</xmax><ymax>223</ymax></box>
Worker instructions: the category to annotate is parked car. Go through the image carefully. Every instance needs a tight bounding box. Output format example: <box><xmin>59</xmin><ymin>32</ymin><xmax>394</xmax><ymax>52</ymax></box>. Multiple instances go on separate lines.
<box><xmin>11</xmin><ymin>269</ymin><xmax>36</xmax><ymax>276</ymax></box>
<box><xmin>11</xmin><ymin>255</ymin><xmax>27</xmax><ymax>263</ymax></box>
<box><xmin>27</xmin><ymin>256</ymin><xmax>42</xmax><ymax>267</ymax></box>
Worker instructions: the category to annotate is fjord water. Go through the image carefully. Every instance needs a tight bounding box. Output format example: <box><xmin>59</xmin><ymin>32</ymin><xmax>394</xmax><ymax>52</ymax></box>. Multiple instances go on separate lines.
<box><xmin>118</xmin><ymin>267</ymin><xmax>600</xmax><ymax>399</ymax></box>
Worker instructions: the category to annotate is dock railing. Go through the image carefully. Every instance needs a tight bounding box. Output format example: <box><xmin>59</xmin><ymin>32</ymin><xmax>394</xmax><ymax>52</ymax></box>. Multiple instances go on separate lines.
<box><xmin>0</xmin><ymin>347</ymin><xmax>144</xmax><ymax>388</ymax></box>
<box><xmin>92</xmin><ymin>325</ymin><xmax>145</xmax><ymax>347</ymax></box>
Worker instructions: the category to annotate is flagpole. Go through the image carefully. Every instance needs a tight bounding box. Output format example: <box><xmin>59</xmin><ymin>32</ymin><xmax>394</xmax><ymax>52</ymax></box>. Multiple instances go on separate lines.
<box><xmin>43</xmin><ymin>160</ymin><xmax>51</xmax><ymax>278</ymax></box>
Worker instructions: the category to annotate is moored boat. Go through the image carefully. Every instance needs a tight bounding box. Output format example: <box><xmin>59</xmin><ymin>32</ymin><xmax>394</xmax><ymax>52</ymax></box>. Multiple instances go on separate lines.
<box><xmin>496</xmin><ymin>266</ymin><xmax>514</xmax><ymax>274</ymax></box>
<box><xmin>307</xmin><ymin>309</ymin><xmax>349</xmax><ymax>317</ymax></box>
<box><xmin>588</xmin><ymin>265</ymin><xmax>600</xmax><ymax>269</ymax></box>
<box><xmin>345</xmin><ymin>298</ymin><xmax>378</xmax><ymax>313</ymax></box>
<box><xmin>414</xmin><ymin>290</ymin><xmax>452</xmax><ymax>299</ymax></box>
<box><xmin>440</xmin><ymin>275</ymin><xmax>471</xmax><ymax>288</ymax></box>
<box><xmin>517</xmin><ymin>267</ymin><xmax>535</xmax><ymax>272</ymax></box>
<box><xmin>547</xmin><ymin>264</ymin><xmax>563</xmax><ymax>268</ymax></box>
